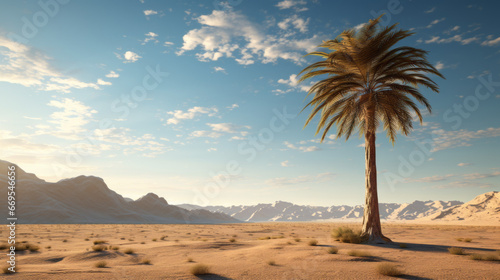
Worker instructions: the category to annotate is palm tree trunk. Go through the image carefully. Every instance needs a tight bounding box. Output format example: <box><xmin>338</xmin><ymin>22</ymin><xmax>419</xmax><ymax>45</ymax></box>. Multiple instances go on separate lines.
<box><xmin>361</xmin><ymin>130</ymin><xmax>391</xmax><ymax>243</ymax></box>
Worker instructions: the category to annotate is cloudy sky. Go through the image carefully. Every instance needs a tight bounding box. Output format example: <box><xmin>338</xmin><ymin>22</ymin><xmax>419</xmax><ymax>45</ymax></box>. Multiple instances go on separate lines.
<box><xmin>0</xmin><ymin>0</ymin><xmax>499</xmax><ymax>206</ymax></box>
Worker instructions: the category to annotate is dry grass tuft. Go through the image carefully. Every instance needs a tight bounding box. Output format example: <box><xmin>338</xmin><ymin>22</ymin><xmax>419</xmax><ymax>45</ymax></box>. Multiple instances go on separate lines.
<box><xmin>124</xmin><ymin>248</ymin><xmax>135</xmax><ymax>254</ymax></box>
<box><xmin>332</xmin><ymin>227</ymin><xmax>364</xmax><ymax>244</ymax></box>
<box><xmin>347</xmin><ymin>250</ymin><xmax>371</xmax><ymax>257</ymax></box>
<box><xmin>308</xmin><ymin>239</ymin><xmax>318</xmax><ymax>246</ymax></box>
<box><xmin>93</xmin><ymin>240</ymin><xmax>107</xmax><ymax>245</ymax></box>
<box><xmin>470</xmin><ymin>253</ymin><xmax>499</xmax><ymax>261</ymax></box>
<box><xmin>95</xmin><ymin>261</ymin><xmax>107</xmax><ymax>268</ymax></box>
<box><xmin>91</xmin><ymin>245</ymin><xmax>107</xmax><ymax>252</ymax></box>
<box><xmin>327</xmin><ymin>247</ymin><xmax>338</xmax><ymax>254</ymax></box>
<box><xmin>448</xmin><ymin>247</ymin><xmax>465</xmax><ymax>255</ymax></box>
<box><xmin>190</xmin><ymin>263</ymin><xmax>210</xmax><ymax>275</ymax></box>
<box><xmin>229</xmin><ymin>238</ymin><xmax>236</xmax><ymax>243</ymax></box>
<box><xmin>140</xmin><ymin>258</ymin><xmax>151</xmax><ymax>265</ymax></box>
<box><xmin>376</xmin><ymin>263</ymin><xmax>403</xmax><ymax>277</ymax></box>
<box><xmin>267</xmin><ymin>260</ymin><xmax>276</xmax><ymax>266</ymax></box>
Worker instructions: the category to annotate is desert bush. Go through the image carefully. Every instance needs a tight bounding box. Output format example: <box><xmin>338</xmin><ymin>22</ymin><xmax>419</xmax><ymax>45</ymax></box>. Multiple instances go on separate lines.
<box><xmin>140</xmin><ymin>258</ymin><xmax>151</xmax><ymax>264</ymax></box>
<box><xmin>92</xmin><ymin>245</ymin><xmax>107</xmax><ymax>252</ymax></box>
<box><xmin>470</xmin><ymin>253</ymin><xmax>499</xmax><ymax>261</ymax></box>
<box><xmin>308</xmin><ymin>239</ymin><xmax>318</xmax><ymax>246</ymax></box>
<box><xmin>190</xmin><ymin>264</ymin><xmax>210</xmax><ymax>275</ymax></box>
<box><xmin>376</xmin><ymin>263</ymin><xmax>403</xmax><ymax>277</ymax></box>
<box><xmin>0</xmin><ymin>244</ymin><xmax>8</xmax><ymax>250</ymax></box>
<box><xmin>95</xmin><ymin>261</ymin><xmax>107</xmax><ymax>268</ymax></box>
<box><xmin>347</xmin><ymin>250</ymin><xmax>371</xmax><ymax>257</ymax></box>
<box><xmin>455</xmin><ymin>238</ymin><xmax>463</xmax><ymax>242</ymax></box>
<box><xmin>294</xmin><ymin>238</ymin><xmax>301</xmax><ymax>242</ymax></box>
<box><xmin>448</xmin><ymin>247</ymin><xmax>465</xmax><ymax>255</ymax></box>
<box><xmin>187</xmin><ymin>257</ymin><xmax>194</xmax><ymax>262</ymax></box>
<box><xmin>327</xmin><ymin>247</ymin><xmax>338</xmax><ymax>254</ymax></box>
<box><xmin>229</xmin><ymin>238</ymin><xmax>236</xmax><ymax>243</ymax></box>
<box><xmin>110</xmin><ymin>246</ymin><xmax>120</xmax><ymax>250</ymax></box>
<box><xmin>332</xmin><ymin>227</ymin><xmax>364</xmax><ymax>244</ymax></box>
<box><xmin>152</xmin><ymin>238</ymin><xmax>157</xmax><ymax>242</ymax></box>
<box><xmin>464</xmin><ymin>238</ymin><xmax>472</xmax><ymax>242</ymax></box>
<box><xmin>93</xmin><ymin>240</ymin><xmax>107</xmax><ymax>245</ymax></box>
<box><xmin>124</xmin><ymin>248</ymin><xmax>135</xmax><ymax>254</ymax></box>
<box><xmin>267</xmin><ymin>260</ymin><xmax>276</xmax><ymax>266</ymax></box>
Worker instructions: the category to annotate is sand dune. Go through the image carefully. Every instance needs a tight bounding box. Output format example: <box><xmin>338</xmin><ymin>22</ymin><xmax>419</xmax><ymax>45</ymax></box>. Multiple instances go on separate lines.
<box><xmin>1</xmin><ymin>223</ymin><xmax>499</xmax><ymax>279</ymax></box>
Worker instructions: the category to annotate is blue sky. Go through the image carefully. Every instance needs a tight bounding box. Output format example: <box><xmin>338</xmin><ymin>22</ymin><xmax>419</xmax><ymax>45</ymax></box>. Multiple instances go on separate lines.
<box><xmin>0</xmin><ymin>0</ymin><xmax>499</xmax><ymax>206</ymax></box>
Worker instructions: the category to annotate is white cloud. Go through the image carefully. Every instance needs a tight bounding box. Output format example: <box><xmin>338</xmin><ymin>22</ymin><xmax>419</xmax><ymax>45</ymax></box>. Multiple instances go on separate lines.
<box><xmin>424</xmin><ymin>35</ymin><xmax>479</xmax><ymax>45</ymax></box>
<box><xmin>35</xmin><ymin>98</ymin><xmax>97</xmax><ymax>140</ymax></box>
<box><xmin>281</xmin><ymin>160</ymin><xmax>289</xmax><ymax>167</ymax></box>
<box><xmin>276</xmin><ymin>0</ymin><xmax>307</xmax><ymax>11</ymax></box>
<box><xmin>97</xmin><ymin>79</ymin><xmax>112</xmax><ymax>86</ymax></box>
<box><xmin>165</xmin><ymin>106</ymin><xmax>218</xmax><ymax>125</ymax></box>
<box><xmin>277</xmin><ymin>74</ymin><xmax>311</xmax><ymax>93</ymax></box>
<box><xmin>481</xmin><ymin>36</ymin><xmax>500</xmax><ymax>46</ymax></box>
<box><xmin>213</xmin><ymin>66</ymin><xmax>227</xmax><ymax>73</ymax></box>
<box><xmin>190</xmin><ymin>130</ymin><xmax>222</xmax><ymax>138</ymax></box>
<box><xmin>353</xmin><ymin>23</ymin><xmax>365</xmax><ymax>31</ymax></box>
<box><xmin>164</xmin><ymin>41</ymin><xmax>174</xmax><ymax>46</ymax></box>
<box><xmin>428</xmin><ymin>127</ymin><xmax>500</xmax><ymax>152</ymax></box>
<box><xmin>144</xmin><ymin>10</ymin><xmax>158</xmax><ymax>16</ymax></box>
<box><xmin>405</xmin><ymin>174</ymin><xmax>453</xmax><ymax>183</ymax></box>
<box><xmin>105</xmin><ymin>71</ymin><xmax>119</xmax><ymax>78</ymax></box>
<box><xmin>123</xmin><ymin>51</ymin><xmax>142</xmax><ymax>63</ymax></box>
<box><xmin>142</xmin><ymin>32</ymin><xmax>159</xmax><ymax>44</ymax></box>
<box><xmin>227</xmin><ymin>104</ymin><xmax>239</xmax><ymax>110</ymax></box>
<box><xmin>425</xmin><ymin>7</ymin><xmax>436</xmax><ymax>13</ymax></box>
<box><xmin>435</xmin><ymin>61</ymin><xmax>445</xmax><ymax>70</ymax></box>
<box><xmin>426</xmin><ymin>18</ymin><xmax>445</xmax><ymax>28</ymax></box>
<box><xmin>0</xmin><ymin>36</ymin><xmax>101</xmax><ymax>93</ymax></box>
<box><xmin>463</xmin><ymin>171</ymin><xmax>500</xmax><ymax>180</ymax></box>
<box><xmin>278</xmin><ymin>15</ymin><xmax>310</xmax><ymax>33</ymax></box>
<box><xmin>207</xmin><ymin>147</ymin><xmax>217</xmax><ymax>152</ymax></box>
<box><xmin>457</xmin><ymin>162</ymin><xmax>472</xmax><ymax>167</ymax></box>
<box><xmin>265</xmin><ymin>172</ymin><xmax>334</xmax><ymax>186</ymax></box>
<box><xmin>283</xmin><ymin>141</ymin><xmax>320</xmax><ymax>152</ymax></box>
<box><xmin>205</xmin><ymin>123</ymin><xmax>251</xmax><ymax>137</ymax></box>
<box><xmin>178</xmin><ymin>9</ymin><xmax>320</xmax><ymax>65</ymax></box>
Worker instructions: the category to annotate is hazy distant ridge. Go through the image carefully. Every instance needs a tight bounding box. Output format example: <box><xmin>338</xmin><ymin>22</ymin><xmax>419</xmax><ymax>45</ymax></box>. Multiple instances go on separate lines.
<box><xmin>0</xmin><ymin>160</ymin><xmax>238</xmax><ymax>224</ymax></box>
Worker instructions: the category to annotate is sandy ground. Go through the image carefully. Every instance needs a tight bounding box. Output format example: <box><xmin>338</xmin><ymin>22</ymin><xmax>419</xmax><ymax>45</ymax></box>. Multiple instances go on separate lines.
<box><xmin>1</xmin><ymin>223</ymin><xmax>499</xmax><ymax>279</ymax></box>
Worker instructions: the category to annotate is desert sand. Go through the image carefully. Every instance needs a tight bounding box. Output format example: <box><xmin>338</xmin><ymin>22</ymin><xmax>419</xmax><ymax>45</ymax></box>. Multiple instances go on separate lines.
<box><xmin>1</xmin><ymin>223</ymin><xmax>499</xmax><ymax>279</ymax></box>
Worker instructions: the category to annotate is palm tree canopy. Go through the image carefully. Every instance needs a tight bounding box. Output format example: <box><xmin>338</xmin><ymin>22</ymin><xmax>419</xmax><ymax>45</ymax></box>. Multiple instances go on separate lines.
<box><xmin>299</xmin><ymin>15</ymin><xmax>444</xmax><ymax>143</ymax></box>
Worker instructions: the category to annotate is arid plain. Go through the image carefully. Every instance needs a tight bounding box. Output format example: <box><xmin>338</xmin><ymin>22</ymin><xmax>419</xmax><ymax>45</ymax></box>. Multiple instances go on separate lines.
<box><xmin>1</xmin><ymin>223</ymin><xmax>499</xmax><ymax>280</ymax></box>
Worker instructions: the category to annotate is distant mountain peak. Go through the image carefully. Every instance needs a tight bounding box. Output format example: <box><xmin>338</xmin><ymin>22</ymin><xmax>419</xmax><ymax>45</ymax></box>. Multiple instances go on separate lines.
<box><xmin>136</xmin><ymin>192</ymin><xmax>169</xmax><ymax>205</ymax></box>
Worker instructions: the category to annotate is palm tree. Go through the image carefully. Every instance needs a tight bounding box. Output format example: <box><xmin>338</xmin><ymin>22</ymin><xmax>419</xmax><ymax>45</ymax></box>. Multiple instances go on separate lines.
<box><xmin>298</xmin><ymin>16</ymin><xmax>444</xmax><ymax>243</ymax></box>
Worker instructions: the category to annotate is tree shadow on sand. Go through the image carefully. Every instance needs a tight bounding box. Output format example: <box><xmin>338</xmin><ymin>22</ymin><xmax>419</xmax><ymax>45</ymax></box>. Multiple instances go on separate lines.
<box><xmin>194</xmin><ymin>274</ymin><xmax>235</xmax><ymax>280</ymax></box>
<box><xmin>397</xmin><ymin>275</ymin><xmax>433</xmax><ymax>280</ymax></box>
<box><xmin>364</xmin><ymin>242</ymin><xmax>498</xmax><ymax>253</ymax></box>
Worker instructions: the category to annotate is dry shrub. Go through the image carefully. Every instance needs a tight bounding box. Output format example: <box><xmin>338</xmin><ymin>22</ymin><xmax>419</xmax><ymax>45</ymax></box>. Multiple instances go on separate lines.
<box><xmin>448</xmin><ymin>247</ymin><xmax>465</xmax><ymax>255</ymax></box>
<box><xmin>327</xmin><ymin>247</ymin><xmax>338</xmax><ymax>254</ymax></box>
<box><xmin>95</xmin><ymin>261</ymin><xmax>107</xmax><ymax>268</ymax></box>
<box><xmin>332</xmin><ymin>227</ymin><xmax>364</xmax><ymax>244</ymax></box>
<box><xmin>308</xmin><ymin>239</ymin><xmax>318</xmax><ymax>246</ymax></box>
<box><xmin>377</xmin><ymin>263</ymin><xmax>403</xmax><ymax>276</ymax></box>
<box><xmin>190</xmin><ymin>264</ymin><xmax>210</xmax><ymax>275</ymax></box>
<box><xmin>347</xmin><ymin>250</ymin><xmax>371</xmax><ymax>257</ymax></box>
<box><xmin>92</xmin><ymin>245</ymin><xmax>107</xmax><ymax>252</ymax></box>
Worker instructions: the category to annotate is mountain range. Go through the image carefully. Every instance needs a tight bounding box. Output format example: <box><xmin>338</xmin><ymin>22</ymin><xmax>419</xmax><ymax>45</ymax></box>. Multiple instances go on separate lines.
<box><xmin>1</xmin><ymin>160</ymin><xmax>498</xmax><ymax>224</ymax></box>
<box><xmin>0</xmin><ymin>160</ymin><xmax>238</xmax><ymax>224</ymax></box>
